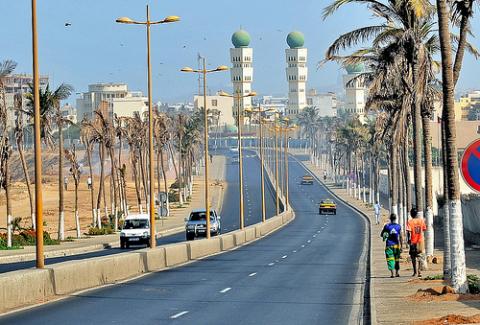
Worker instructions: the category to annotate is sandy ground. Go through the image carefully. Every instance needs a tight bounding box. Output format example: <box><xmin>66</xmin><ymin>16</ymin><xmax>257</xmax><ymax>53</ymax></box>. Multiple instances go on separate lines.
<box><xmin>0</xmin><ymin>148</ymin><xmax>180</xmax><ymax>239</ymax></box>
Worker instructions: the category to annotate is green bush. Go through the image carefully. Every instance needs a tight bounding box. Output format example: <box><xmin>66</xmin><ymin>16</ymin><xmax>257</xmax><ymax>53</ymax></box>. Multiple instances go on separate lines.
<box><xmin>0</xmin><ymin>230</ymin><xmax>58</xmax><ymax>248</ymax></box>
<box><xmin>87</xmin><ymin>227</ymin><xmax>114</xmax><ymax>236</ymax></box>
<box><xmin>468</xmin><ymin>274</ymin><xmax>480</xmax><ymax>294</ymax></box>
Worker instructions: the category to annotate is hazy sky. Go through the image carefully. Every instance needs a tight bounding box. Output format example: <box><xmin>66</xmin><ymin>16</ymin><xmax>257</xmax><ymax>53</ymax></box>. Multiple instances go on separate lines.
<box><xmin>2</xmin><ymin>0</ymin><xmax>480</xmax><ymax>104</ymax></box>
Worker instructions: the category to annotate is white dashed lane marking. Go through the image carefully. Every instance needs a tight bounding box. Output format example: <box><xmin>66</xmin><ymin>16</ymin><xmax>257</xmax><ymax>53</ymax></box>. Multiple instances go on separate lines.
<box><xmin>220</xmin><ymin>287</ymin><xmax>232</xmax><ymax>293</ymax></box>
<box><xmin>248</xmin><ymin>272</ymin><xmax>257</xmax><ymax>277</ymax></box>
<box><xmin>282</xmin><ymin>255</ymin><xmax>287</xmax><ymax>259</ymax></box>
<box><xmin>170</xmin><ymin>311</ymin><xmax>189</xmax><ymax>319</ymax></box>
<box><xmin>268</xmin><ymin>263</ymin><xmax>275</xmax><ymax>266</ymax></box>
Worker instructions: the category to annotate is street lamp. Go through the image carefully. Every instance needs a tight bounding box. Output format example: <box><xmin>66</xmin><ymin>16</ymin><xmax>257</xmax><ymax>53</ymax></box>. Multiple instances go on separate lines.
<box><xmin>279</xmin><ymin>118</ymin><xmax>297</xmax><ymax>211</ymax></box>
<box><xmin>219</xmin><ymin>90</ymin><xmax>256</xmax><ymax>229</ymax></box>
<box><xmin>31</xmin><ymin>0</ymin><xmax>44</xmax><ymax>268</ymax></box>
<box><xmin>181</xmin><ymin>59</ymin><xmax>228</xmax><ymax>239</ymax></box>
<box><xmin>116</xmin><ymin>6</ymin><xmax>179</xmax><ymax>248</ymax></box>
<box><xmin>245</xmin><ymin>105</ymin><xmax>274</xmax><ymax>222</ymax></box>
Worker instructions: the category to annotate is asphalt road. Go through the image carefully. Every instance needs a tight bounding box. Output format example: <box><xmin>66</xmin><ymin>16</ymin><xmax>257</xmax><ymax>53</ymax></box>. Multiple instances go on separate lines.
<box><xmin>0</xmin><ymin>150</ymin><xmax>277</xmax><ymax>274</ymax></box>
<box><xmin>0</xmin><ymin>154</ymin><xmax>368</xmax><ymax>324</ymax></box>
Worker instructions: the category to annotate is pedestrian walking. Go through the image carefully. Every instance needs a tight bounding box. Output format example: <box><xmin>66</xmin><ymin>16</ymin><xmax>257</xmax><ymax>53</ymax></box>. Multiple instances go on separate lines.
<box><xmin>64</xmin><ymin>176</ymin><xmax>68</xmax><ymax>191</ymax></box>
<box><xmin>87</xmin><ymin>176</ymin><xmax>92</xmax><ymax>190</ymax></box>
<box><xmin>209</xmin><ymin>153</ymin><xmax>213</xmax><ymax>163</ymax></box>
<box><xmin>381</xmin><ymin>213</ymin><xmax>403</xmax><ymax>278</ymax></box>
<box><xmin>407</xmin><ymin>207</ymin><xmax>427</xmax><ymax>277</ymax></box>
<box><xmin>374</xmin><ymin>201</ymin><xmax>381</xmax><ymax>224</ymax></box>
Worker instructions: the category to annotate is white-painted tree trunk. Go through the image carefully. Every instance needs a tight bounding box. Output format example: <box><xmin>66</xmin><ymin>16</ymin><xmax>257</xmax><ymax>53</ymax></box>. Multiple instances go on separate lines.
<box><xmin>96</xmin><ymin>209</ymin><xmax>102</xmax><ymax>229</ymax></box>
<box><xmin>398</xmin><ymin>205</ymin><xmax>404</xmax><ymax>231</ymax></box>
<box><xmin>443</xmin><ymin>204</ymin><xmax>451</xmax><ymax>280</ymax></box>
<box><xmin>75</xmin><ymin>210</ymin><xmax>81</xmax><ymax>238</ymax></box>
<box><xmin>58</xmin><ymin>212</ymin><xmax>65</xmax><ymax>241</ymax></box>
<box><xmin>140</xmin><ymin>205</ymin><xmax>144</xmax><ymax>214</ymax></box>
<box><xmin>357</xmin><ymin>184</ymin><xmax>361</xmax><ymax>201</ymax></box>
<box><xmin>376</xmin><ymin>192</ymin><xmax>380</xmax><ymax>206</ymax></box>
<box><xmin>425</xmin><ymin>206</ymin><xmax>434</xmax><ymax>257</ymax></box>
<box><xmin>449</xmin><ymin>199</ymin><xmax>468</xmax><ymax>293</ymax></box>
<box><xmin>369</xmin><ymin>188</ymin><xmax>373</xmax><ymax>205</ymax></box>
<box><xmin>92</xmin><ymin>209</ymin><xmax>97</xmax><ymax>228</ymax></box>
<box><xmin>362</xmin><ymin>186</ymin><xmax>367</xmax><ymax>203</ymax></box>
<box><xmin>7</xmin><ymin>214</ymin><xmax>12</xmax><ymax>247</ymax></box>
<box><xmin>353</xmin><ymin>182</ymin><xmax>357</xmax><ymax>198</ymax></box>
<box><xmin>391</xmin><ymin>204</ymin><xmax>398</xmax><ymax>218</ymax></box>
<box><xmin>114</xmin><ymin>207</ymin><xmax>119</xmax><ymax>232</ymax></box>
<box><xmin>32</xmin><ymin>213</ymin><xmax>36</xmax><ymax>230</ymax></box>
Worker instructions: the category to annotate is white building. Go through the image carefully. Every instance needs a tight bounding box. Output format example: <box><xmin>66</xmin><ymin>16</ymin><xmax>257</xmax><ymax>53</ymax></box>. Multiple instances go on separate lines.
<box><xmin>343</xmin><ymin>64</ymin><xmax>367</xmax><ymax>122</ymax></box>
<box><xmin>306</xmin><ymin>89</ymin><xmax>337</xmax><ymax>117</ymax></box>
<box><xmin>230</xmin><ymin>29</ymin><xmax>254</xmax><ymax>121</ymax></box>
<box><xmin>60</xmin><ymin>103</ymin><xmax>77</xmax><ymax>124</ymax></box>
<box><xmin>194</xmin><ymin>94</ymin><xmax>235</xmax><ymax>128</ymax></box>
<box><xmin>3</xmin><ymin>74</ymin><xmax>49</xmax><ymax>129</ymax></box>
<box><xmin>76</xmin><ymin>83</ymin><xmax>147</xmax><ymax>120</ymax></box>
<box><xmin>285</xmin><ymin>31</ymin><xmax>308</xmax><ymax>118</ymax></box>
<box><xmin>259</xmin><ymin>96</ymin><xmax>288</xmax><ymax>116</ymax></box>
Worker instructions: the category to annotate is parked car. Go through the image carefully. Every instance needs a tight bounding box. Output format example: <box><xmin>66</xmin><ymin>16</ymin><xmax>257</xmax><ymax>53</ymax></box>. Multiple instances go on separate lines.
<box><xmin>120</xmin><ymin>214</ymin><xmax>150</xmax><ymax>249</ymax></box>
<box><xmin>301</xmin><ymin>175</ymin><xmax>314</xmax><ymax>185</ymax></box>
<box><xmin>319</xmin><ymin>199</ymin><xmax>337</xmax><ymax>215</ymax></box>
<box><xmin>185</xmin><ymin>209</ymin><xmax>221</xmax><ymax>241</ymax></box>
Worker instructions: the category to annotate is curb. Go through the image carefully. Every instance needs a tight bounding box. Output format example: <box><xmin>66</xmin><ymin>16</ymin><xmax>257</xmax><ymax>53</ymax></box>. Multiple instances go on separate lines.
<box><xmin>292</xmin><ymin>156</ymin><xmax>375</xmax><ymax>325</ymax></box>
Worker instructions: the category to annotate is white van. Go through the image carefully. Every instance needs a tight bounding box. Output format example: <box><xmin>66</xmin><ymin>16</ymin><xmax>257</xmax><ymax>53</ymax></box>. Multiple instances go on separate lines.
<box><xmin>120</xmin><ymin>214</ymin><xmax>150</xmax><ymax>249</ymax></box>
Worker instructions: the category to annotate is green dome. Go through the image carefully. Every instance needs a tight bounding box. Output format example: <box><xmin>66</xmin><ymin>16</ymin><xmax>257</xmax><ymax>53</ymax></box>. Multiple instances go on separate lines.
<box><xmin>232</xmin><ymin>30</ymin><xmax>251</xmax><ymax>48</ymax></box>
<box><xmin>345</xmin><ymin>64</ymin><xmax>365</xmax><ymax>74</ymax></box>
<box><xmin>287</xmin><ymin>31</ymin><xmax>305</xmax><ymax>49</ymax></box>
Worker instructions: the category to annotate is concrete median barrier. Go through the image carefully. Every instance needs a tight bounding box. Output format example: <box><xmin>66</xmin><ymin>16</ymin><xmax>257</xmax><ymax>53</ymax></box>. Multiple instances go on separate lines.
<box><xmin>234</xmin><ymin>230</ymin><xmax>246</xmax><ymax>245</ymax></box>
<box><xmin>140</xmin><ymin>247</ymin><xmax>166</xmax><ymax>272</ymax></box>
<box><xmin>0</xmin><ymin>269</ymin><xmax>54</xmax><ymax>313</ymax></box>
<box><xmin>164</xmin><ymin>243</ymin><xmax>189</xmax><ymax>267</ymax></box>
<box><xmin>220</xmin><ymin>234</ymin><xmax>235</xmax><ymax>251</ymax></box>
<box><xmin>49</xmin><ymin>253</ymin><xmax>146</xmax><ymax>295</ymax></box>
<box><xmin>187</xmin><ymin>238</ymin><xmax>221</xmax><ymax>259</ymax></box>
<box><xmin>245</xmin><ymin>227</ymin><xmax>256</xmax><ymax>242</ymax></box>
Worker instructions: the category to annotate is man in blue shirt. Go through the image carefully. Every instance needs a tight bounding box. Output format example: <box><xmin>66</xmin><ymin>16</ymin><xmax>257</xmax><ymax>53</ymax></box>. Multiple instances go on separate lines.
<box><xmin>381</xmin><ymin>213</ymin><xmax>403</xmax><ymax>278</ymax></box>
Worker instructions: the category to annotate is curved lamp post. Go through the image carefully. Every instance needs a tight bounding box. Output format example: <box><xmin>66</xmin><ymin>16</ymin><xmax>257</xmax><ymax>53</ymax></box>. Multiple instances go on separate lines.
<box><xmin>181</xmin><ymin>61</ymin><xmax>228</xmax><ymax>238</ymax></box>
<box><xmin>116</xmin><ymin>6</ymin><xmax>180</xmax><ymax>248</ymax></box>
<box><xmin>219</xmin><ymin>90</ymin><xmax>256</xmax><ymax>229</ymax></box>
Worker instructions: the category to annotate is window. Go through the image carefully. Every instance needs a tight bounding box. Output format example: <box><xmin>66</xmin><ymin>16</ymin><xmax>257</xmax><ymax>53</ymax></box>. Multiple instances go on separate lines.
<box><xmin>212</xmin><ymin>99</ymin><xmax>218</xmax><ymax>107</ymax></box>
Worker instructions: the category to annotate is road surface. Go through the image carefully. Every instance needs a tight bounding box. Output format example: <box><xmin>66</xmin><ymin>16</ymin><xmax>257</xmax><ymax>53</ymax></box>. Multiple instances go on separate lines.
<box><xmin>0</xmin><ymin>154</ymin><xmax>368</xmax><ymax>324</ymax></box>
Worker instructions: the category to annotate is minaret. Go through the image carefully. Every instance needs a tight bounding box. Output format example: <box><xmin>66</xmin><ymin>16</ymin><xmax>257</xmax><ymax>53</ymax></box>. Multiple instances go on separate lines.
<box><xmin>230</xmin><ymin>29</ymin><xmax>253</xmax><ymax>122</ymax></box>
<box><xmin>343</xmin><ymin>64</ymin><xmax>366</xmax><ymax>123</ymax></box>
<box><xmin>285</xmin><ymin>31</ymin><xmax>308</xmax><ymax>118</ymax></box>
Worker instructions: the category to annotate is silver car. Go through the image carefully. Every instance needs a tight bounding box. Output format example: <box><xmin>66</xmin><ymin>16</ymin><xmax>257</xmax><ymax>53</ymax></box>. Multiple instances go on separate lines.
<box><xmin>185</xmin><ymin>209</ymin><xmax>221</xmax><ymax>241</ymax></box>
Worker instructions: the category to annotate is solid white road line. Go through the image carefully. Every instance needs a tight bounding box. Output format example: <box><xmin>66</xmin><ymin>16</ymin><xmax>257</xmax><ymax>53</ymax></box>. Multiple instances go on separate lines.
<box><xmin>293</xmin><ymin>250</ymin><xmax>297</xmax><ymax>253</ymax></box>
<box><xmin>282</xmin><ymin>255</ymin><xmax>287</xmax><ymax>259</ymax></box>
<box><xmin>220</xmin><ymin>287</ymin><xmax>232</xmax><ymax>293</ymax></box>
<box><xmin>268</xmin><ymin>262</ymin><xmax>275</xmax><ymax>266</ymax></box>
<box><xmin>248</xmin><ymin>272</ymin><xmax>257</xmax><ymax>277</ymax></box>
<box><xmin>170</xmin><ymin>311</ymin><xmax>189</xmax><ymax>319</ymax></box>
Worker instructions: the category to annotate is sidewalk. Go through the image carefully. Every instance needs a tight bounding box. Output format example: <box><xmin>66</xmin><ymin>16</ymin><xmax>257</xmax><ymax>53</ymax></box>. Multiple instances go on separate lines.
<box><xmin>0</xmin><ymin>156</ymin><xmax>227</xmax><ymax>264</ymax></box>
<box><xmin>298</xmin><ymin>157</ymin><xmax>480</xmax><ymax>325</ymax></box>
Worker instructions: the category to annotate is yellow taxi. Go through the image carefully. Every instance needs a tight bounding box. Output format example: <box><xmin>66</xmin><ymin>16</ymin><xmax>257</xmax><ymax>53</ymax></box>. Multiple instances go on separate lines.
<box><xmin>319</xmin><ymin>199</ymin><xmax>336</xmax><ymax>215</ymax></box>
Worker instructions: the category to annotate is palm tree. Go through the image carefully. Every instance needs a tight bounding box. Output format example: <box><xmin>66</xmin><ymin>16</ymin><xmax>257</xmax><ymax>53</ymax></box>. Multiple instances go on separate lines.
<box><xmin>25</xmin><ymin>82</ymin><xmax>74</xmax><ymax>240</ymax></box>
<box><xmin>80</xmin><ymin>121</ymin><xmax>97</xmax><ymax>227</ymax></box>
<box><xmin>14</xmin><ymin>93</ymin><xmax>35</xmax><ymax>230</ymax></box>
<box><xmin>65</xmin><ymin>145</ymin><xmax>81</xmax><ymax>238</ymax></box>
<box><xmin>0</xmin><ymin>60</ymin><xmax>17</xmax><ymax>247</ymax></box>
<box><xmin>435</xmin><ymin>0</ymin><xmax>471</xmax><ymax>293</ymax></box>
<box><xmin>154</xmin><ymin>112</ymin><xmax>171</xmax><ymax>216</ymax></box>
